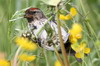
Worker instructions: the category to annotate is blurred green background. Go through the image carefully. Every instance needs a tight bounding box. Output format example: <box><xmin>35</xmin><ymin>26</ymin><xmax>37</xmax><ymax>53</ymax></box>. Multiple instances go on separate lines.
<box><xmin>0</xmin><ymin>0</ymin><xmax>100</xmax><ymax>66</ymax></box>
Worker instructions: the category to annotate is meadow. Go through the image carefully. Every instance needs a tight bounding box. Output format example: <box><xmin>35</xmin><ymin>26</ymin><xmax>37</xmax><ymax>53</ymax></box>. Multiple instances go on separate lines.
<box><xmin>0</xmin><ymin>0</ymin><xmax>100</xmax><ymax>66</ymax></box>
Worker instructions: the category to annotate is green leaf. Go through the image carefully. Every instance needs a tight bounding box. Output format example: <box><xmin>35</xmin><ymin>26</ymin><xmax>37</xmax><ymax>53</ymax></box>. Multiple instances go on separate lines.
<box><xmin>44</xmin><ymin>23</ymin><xmax>53</xmax><ymax>38</ymax></box>
<box><xmin>41</xmin><ymin>0</ymin><xmax>61</xmax><ymax>6</ymax></box>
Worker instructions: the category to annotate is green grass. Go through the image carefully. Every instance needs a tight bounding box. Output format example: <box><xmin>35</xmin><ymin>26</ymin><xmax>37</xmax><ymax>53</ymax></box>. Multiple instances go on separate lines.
<box><xmin>0</xmin><ymin>0</ymin><xmax>100</xmax><ymax>66</ymax></box>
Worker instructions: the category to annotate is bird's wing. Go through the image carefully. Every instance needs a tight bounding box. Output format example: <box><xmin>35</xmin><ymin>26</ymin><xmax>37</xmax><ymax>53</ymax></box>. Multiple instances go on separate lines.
<box><xmin>49</xmin><ymin>21</ymin><xmax>69</xmax><ymax>43</ymax></box>
<box><xmin>40</xmin><ymin>21</ymin><xmax>69</xmax><ymax>51</ymax></box>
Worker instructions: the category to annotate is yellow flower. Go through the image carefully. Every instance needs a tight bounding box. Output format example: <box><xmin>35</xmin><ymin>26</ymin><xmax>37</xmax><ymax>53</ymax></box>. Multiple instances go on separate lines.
<box><xmin>75</xmin><ymin>34</ymin><xmax>82</xmax><ymax>39</ymax></box>
<box><xmin>71</xmin><ymin>43</ymin><xmax>90</xmax><ymax>58</ymax></box>
<box><xmin>54</xmin><ymin>60</ymin><xmax>61</xmax><ymax>66</ymax></box>
<box><xmin>71</xmin><ymin>23</ymin><xmax>82</xmax><ymax>35</ymax></box>
<box><xmin>69</xmin><ymin>38</ymin><xmax>77</xmax><ymax>44</ymax></box>
<box><xmin>68</xmin><ymin>23</ymin><xmax>82</xmax><ymax>44</ymax></box>
<box><xmin>59</xmin><ymin>14</ymin><xmax>66</xmax><ymax>20</ymax></box>
<box><xmin>75</xmin><ymin>53</ymin><xmax>84</xmax><ymax>58</ymax></box>
<box><xmin>65</xmin><ymin>14</ymin><xmax>72</xmax><ymax>20</ymax></box>
<box><xmin>15</xmin><ymin>37</ymin><xmax>37</xmax><ymax>51</ymax></box>
<box><xmin>59</xmin><ymin>7</ymin><xmax>77</xmax><ymax>20</ymax></box>
<box><xmin>0</xmin><ymin>59</ymin><xmax>10</xmax><ymax>66</ymax></box>
<box><xmin>70</xmin><ymin>7</ymin><xmax>77</xmax><ymax>16</ymax></box>
<box><xmin>18</xmin><ymin>54</ymin><xmax>36</xmax><ymax>62</ymax></box>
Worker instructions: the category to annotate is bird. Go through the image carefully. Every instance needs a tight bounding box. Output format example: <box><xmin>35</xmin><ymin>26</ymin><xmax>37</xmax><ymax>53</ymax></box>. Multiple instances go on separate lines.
<box><xmin>23</xmin><ymin>7</ymin><xmax>82</xmax><ymax>62</ymax></box>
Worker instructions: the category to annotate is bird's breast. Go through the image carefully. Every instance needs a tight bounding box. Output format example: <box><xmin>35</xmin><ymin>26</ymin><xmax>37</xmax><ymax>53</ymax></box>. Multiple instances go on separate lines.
<box><xmin>28</xmin><ymin>19</ymin><xmax>48</xmax><ymax>39</ymax></box>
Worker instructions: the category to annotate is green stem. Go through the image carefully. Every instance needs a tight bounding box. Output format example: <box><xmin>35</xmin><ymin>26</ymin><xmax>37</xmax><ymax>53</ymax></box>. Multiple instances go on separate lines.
<box><xmin>43</xmin><ymin>50</ymin><xmax>50</xmax><ymax>66</ymax></box>
<box><xmin>7</xmin><ymin>46</ymin><xmax>18</xmax><ymax>60</ymax></box>
<box><xmin>79</xmin><ymin>0</ymin><xmax>86</xmax><ymax>14</ymax></box>
<box><xmin>13</xmin><ymin>47</ymin><xmax>21</xmax><ymax>66</ymax></box>
<box><xmin>79</xmin><ymin>0</ymin><xmax>99</xmax><ymax>58</ymax></box>
<box><xmin>83</xmin><ymin>30</ymin><xmax>100</xmax><ymax>58</ymax></box>
<box><xmin>36</xmin><ymin>16</ymin><xmax>53</xmax><ymax>36</ymax></box>
<box><xmin>86</xmin><ymin>22</ymin><xmax>97</xmax><ymax>39</ymax></box>
<box><xmin>79</xmin><ymin>0</ymin><xmax>97</xmax><ymax>39</ymax></box>
<box><xmin>35</xmin><ymin>49</ymin><xmax>40</xmax><ymax>66</ymax></box>
<box><xmin>54</xmin><ymin>46</ymin><xmax>64</xmax><ymax>65</ymax></box>
<box><xmin>56</xmin><ymin>6</ymin><xmax>70</xmax><ymax>66</ymax></box>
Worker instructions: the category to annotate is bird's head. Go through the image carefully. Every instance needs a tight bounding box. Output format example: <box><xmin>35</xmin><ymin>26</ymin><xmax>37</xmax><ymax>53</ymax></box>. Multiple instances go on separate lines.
<box><xmin>24</xmin><ymin>8</ymin><xmax>46</xmax><ymax>23</ymax></box>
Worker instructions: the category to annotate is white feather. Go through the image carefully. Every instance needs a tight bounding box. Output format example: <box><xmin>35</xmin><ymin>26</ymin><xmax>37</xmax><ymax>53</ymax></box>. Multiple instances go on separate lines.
<box><xmin>28</xmin><ymin>19</ymin><xmax>69</xmax><ymax>51</ymax></box>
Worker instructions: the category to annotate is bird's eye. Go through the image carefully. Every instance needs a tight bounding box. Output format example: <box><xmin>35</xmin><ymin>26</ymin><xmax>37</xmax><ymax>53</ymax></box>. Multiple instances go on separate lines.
<box><xmin>32</xmin><ymin>11</ymin><xmax>36</xmax><ymax>13</ymax></box>
<box><xmin>29</xmin><ymin>11</ymin><xmax>36</xmax><ymax>14</ymax></box>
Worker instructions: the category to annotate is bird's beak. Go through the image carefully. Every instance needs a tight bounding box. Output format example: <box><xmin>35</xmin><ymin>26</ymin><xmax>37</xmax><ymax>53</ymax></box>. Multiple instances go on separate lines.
<box><xmin>24</xmin><ymin>14</ymin><xmax>29</xmax><ymax>18</ymax></box>
<box><xmin>24</xmin><ymin>14</ymin><xmax>33</xmax><ymax>18</ymax></box>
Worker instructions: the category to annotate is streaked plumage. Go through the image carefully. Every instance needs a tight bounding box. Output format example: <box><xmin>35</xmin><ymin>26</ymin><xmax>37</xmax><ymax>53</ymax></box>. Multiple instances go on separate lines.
<box><xmin>24</xmin><ymin>8</ymin><xmax>82</xmax><ymax>62</ymax></box>
<box><xmin>24</xmin><ymin>8</ymin><xmax>69</xmax><ymax>51</ymax></box>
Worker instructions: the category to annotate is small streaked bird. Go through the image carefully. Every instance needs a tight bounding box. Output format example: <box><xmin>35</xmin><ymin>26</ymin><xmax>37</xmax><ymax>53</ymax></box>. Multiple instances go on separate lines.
<box><xmin>23</xmin><ymin>8</ymin><xmax>81</xmax><ymax>62</ymax></box>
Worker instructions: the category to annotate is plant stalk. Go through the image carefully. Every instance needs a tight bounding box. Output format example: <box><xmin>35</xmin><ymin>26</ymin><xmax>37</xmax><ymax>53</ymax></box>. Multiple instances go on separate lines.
<box><xmin>43</xmin><ymin>50</ymin><xmax>50</xmax><ymax>66</ymax></box>
<box><xmin>55</xmin><ymin>6</ymin><xmax>70</xmax><ymax>66</ymax></box>
<box><xmin>13</xmin><ymin>47</ymin><xmax>21</xmax><ymax>66</ymax></box>
<box><xmin>54</xmin><ymin>46</ymin><xmax>64</xmax><ymax>65</ymax></box>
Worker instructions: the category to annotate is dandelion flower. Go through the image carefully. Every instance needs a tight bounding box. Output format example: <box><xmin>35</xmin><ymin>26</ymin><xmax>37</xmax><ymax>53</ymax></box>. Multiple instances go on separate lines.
<box><xmin>0</xmin><ymin>59</ymin><xmax>10</xmax><ymax>66</ymax></box>
<box><xmin>71</xmin><ymin>43</ymin><xmax>90</xmax><ymax>58</ymax></box>
<box><xmin>54</xmin><ymin>60</ymin><xmax>61</xmax><ymax>66</ymax></box>
<box><xmin>15</xmin><ymin>37</ymin><xmax>37</xmax><ymax>51</ymax></box>
<box><xmin>18</xmin><ymin>54</ymin><xmax>36</xmax><ymax>62</ymax></box>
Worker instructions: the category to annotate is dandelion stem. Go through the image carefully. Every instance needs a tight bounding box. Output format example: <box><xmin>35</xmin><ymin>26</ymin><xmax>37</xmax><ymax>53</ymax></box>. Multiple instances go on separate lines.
<box><xmin>13</xmin><ymin>47</ymin><xmax>21</xmax><ymax>66</ymax></box>
<box><xmin>55</xmin><ymin>6</ymin><xmax>70</xmax><ymax>66</ymax></box>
